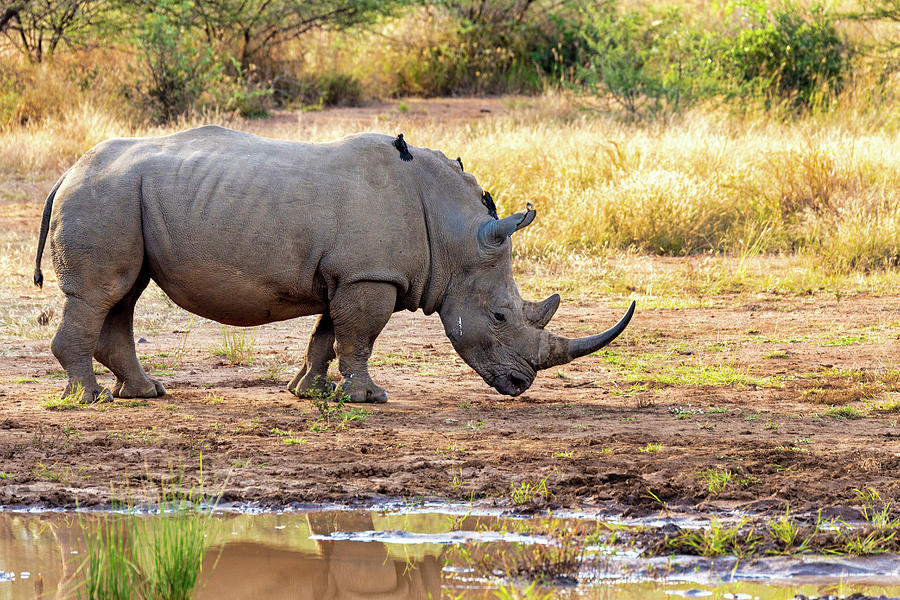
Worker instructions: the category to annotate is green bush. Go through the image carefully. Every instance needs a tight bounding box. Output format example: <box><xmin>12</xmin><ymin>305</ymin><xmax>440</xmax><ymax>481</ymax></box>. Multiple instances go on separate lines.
<box><xmin>0</xmin><ymin>80</ymin><xmax>21</xmax><ymax>129</ymax></box>
<box><xmin>392</xmin><ymin>30</ymin><xmax>540</xmax><ymax>96</ymax></box>
<box><xmin>313</xmin><ymin>72</ymin><xmax>363</xmax><ymax>107</ymax></box>
<box><xmin>136</xmin><ymin>1</ymin><xmax>222</xmax><ymax>122</ymax></box>
<box><xmin>723</xmin><ymin>1</ymin><xmax>846</xmax><ymax>108</ymax></box>
<box><xmin>575</xmin><ymin>3</ymin><xmax>719</xmax><ymax>116</ymax></box>
<box><xmin>220</xmin><ymin>59</ymin><xmax>273</xmax><ymax>118</ymax></box>
<box><xmin>385</xmin><ymin>3</ymin><xmax>581</xmax><ymax>97</ymax></box>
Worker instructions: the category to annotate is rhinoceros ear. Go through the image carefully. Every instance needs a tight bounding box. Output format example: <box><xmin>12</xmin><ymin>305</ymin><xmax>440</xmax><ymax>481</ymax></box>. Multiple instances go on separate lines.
<box><xmin>477</xmin><ymin>205</ymin><xmax>536</xmax><ymax>248</ymax></box>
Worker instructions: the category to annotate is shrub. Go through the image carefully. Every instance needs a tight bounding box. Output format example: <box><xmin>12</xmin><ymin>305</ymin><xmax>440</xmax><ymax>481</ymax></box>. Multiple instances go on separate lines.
<box><xmin>723</xmin><ymin>1</ymin><xmax>846</xmax><ymax>108</ymax></box>
<box><xmin>268</xmin><ymin>70</ymin><xmax>363</xmax><ymax>109</ymax></box>
<box><xmin>575</xmin><ymin>3</ymin><xmax>719</xmax><ymax>116</ymax></box>
<box><xmin>385</xmin><ymin>9</ymin><xmax>542</xmax><ymax>97</ymax></box>
<box><xmin>135</xmin><ymin>1</ymin><xmax>222</xmax><ymax>122</ymax></box>
<box><xmin>0</xmin><ymin>75</ymin><xmax>23</xmax><ymax>129</ymax></box>
<box><xmin>219</xmin><ymin>60</ymin><xmax>274</xmax><ymax>118</ymax></box>
<box><xmin>366</xmin><ymin>3</ymin><xmax>586</xmax><ymax>98</ymax></box>
<box><xmin>308</xmin><ymin>72</ymin><xmax>363</xmax><ymax>107</ymax></box>
<box><xmin>0</xmin><ymin>61</ymin><xmax>76</xmax><ymax>128</ymax></box>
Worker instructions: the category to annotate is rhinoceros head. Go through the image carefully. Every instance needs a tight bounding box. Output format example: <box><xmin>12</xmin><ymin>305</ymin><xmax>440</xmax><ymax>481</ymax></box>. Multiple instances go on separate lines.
<box><xmin>437</xmin><ymin>207</ymin><xmax>635</xmax><ymax>396</ymax></box>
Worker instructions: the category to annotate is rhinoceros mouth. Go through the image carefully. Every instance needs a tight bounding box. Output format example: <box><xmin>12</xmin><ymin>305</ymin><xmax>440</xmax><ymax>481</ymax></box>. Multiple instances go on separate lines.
<box><xmin>492</xmin><ymin>370</ymin><xmax>533</xmax><ymax>397</ymax></box>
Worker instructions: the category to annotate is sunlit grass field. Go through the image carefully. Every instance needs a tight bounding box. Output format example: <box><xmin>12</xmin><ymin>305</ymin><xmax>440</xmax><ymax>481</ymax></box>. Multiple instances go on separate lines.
<box><xmin>1</xmin><ymin>93</ymin><xmax>898</xmax><ymax>319</ymax></box>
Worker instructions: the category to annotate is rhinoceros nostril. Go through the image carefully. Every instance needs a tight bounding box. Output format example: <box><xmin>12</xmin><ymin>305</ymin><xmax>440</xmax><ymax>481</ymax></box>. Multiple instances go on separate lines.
<box><xmin>509</xmin><ymin>372</ymin><xmax>528</xmax><ymax>391</ymax></box>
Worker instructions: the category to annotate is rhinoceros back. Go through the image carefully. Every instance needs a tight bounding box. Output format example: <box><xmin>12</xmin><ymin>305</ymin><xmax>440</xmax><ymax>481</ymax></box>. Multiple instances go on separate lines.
<box><xmin>119</xmin><ymin>126</ymin><xmax>429</xmax><ymax>325</ymax></box>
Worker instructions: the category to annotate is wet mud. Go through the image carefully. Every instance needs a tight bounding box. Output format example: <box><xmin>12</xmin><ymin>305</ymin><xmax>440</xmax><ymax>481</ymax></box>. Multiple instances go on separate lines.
<box><xmin>1</xmin><ymin>509</ymin><xmax>899</xmax><ymax>600</ymax></box>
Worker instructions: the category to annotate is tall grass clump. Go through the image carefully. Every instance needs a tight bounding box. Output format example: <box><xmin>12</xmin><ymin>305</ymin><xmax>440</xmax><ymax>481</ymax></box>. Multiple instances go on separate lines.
<box><xmin>79</xmin><ymin>515</ymin><xmax>139</xmax><ymax>600</ymax></box>
<box><xmin>77</xmin><ymin>492</ymin><xmax>216</xmax><ymax>600</ymax></box>
<box><xmin>136</xmin><ymin>508</ymin><xmax>212</xmax><ymax>600</ymax></box>
<box><xmin>215</xmin><ymin>326</ymin><xmax>256</xmax><ymax>365</ymax></box>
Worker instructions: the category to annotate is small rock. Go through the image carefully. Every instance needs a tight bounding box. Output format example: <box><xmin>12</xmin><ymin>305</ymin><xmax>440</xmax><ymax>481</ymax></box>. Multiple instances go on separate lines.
<box><xmin>137</xmin><ymin>337</ymin><xmax>148</xmax><ymax>343</ymax></box>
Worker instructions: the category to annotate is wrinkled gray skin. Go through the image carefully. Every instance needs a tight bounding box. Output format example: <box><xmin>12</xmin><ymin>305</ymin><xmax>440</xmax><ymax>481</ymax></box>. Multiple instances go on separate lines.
<box><xmin>34</xmin><ymin>126</ymin><xmax>634</xmax><ymax>403</ymax></box>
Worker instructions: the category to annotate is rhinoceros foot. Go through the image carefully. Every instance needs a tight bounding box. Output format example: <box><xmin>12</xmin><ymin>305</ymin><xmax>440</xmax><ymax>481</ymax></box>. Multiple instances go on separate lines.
<box><xmin>61</xmin><ymin>381</ymin><xmax>113</xmax><ymax>404</ymax></box>
<box><xmin>337</xmin><ymin>379</ymin><xmax>388</xmax><ymax>404</ymax></box>
<box><xmin>113</xmin><ymin>376</ymin><xmax>166</xmax><ymax>398</ymax></box>
<box><xmin>288</xmin><ymin>371</ymin><xmax>334</xmax><ymax>399</ymax></box>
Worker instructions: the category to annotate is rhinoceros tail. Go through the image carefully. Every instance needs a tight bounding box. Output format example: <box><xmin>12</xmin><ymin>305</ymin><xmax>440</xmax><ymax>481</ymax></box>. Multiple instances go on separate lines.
<box><xmin>34</xmin><ymin>172</ymin><xmax>66</xmax><ymax>289</ymax></box>
<box><xmin>393</xmin><ymin>133</ymin><xmax>413</xmax><ymax>162</ymax></box>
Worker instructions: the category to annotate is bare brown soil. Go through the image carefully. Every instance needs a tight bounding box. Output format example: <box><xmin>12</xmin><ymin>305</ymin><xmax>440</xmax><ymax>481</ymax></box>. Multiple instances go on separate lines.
<box><xmin>1</xmin><ymin>99</ymin><xmax>898</xmax><ymax>517</ymax></box>
<box><xmin>2</xmin><ymin>266</ymin><xmax>899</xmax><ymax>515</ymax></box>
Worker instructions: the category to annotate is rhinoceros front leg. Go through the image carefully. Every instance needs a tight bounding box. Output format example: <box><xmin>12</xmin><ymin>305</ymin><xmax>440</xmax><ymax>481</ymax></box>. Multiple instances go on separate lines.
<box><xmin>288</xmin><ymin>314</ymin><xmax>336</xmax><ymax>398</ymax></box>
<box><xmin>329</xmin><ymin>281</ymin><xmax>397</xmax><ymax>404</ymax></box>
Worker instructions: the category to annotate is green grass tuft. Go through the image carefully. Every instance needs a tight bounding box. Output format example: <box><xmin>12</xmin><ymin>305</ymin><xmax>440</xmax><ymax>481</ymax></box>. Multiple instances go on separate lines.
<box><xmin>820</xmin><ymin>405</ymin><xmax>868</xmax><ymax>419</ymax></box>
<box><xmin>214</xmin><ymin>326</ymin><xmax>256</xmax><ymax>365</ymax></box>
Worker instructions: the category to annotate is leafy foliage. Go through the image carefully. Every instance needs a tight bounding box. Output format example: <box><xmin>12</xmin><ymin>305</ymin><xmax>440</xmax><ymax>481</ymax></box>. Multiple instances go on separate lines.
<box><xmin>136</xmin><ymin>1</ymin><xmax>222</xmax><ymax>122</ymax></box>
<box><xmin>575</xmin><ymin>3</ymin><xmax>719</xmax><ymax>115</ymax></box>
<box><xmin>723</xmin><ymin>1</ymin><xmax>846</xmax><ymax>108</ymax></box>
<box><xmin>0</xmin><ymin>0</ymin><xmax>106</xmax><ymax>63</ymax></box>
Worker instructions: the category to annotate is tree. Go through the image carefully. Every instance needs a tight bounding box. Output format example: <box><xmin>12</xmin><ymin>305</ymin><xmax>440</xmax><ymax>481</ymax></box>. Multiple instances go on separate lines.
<box><xmin>0</xmin><ymin>0</ymin><xmax>106</xmax><ymax>63</ymax></box>
<box><xmin>136</xmin><ymin>0</ymin><xmax>405</xmax><ymax>71</ymax></box>
<box><xmin>0</xmin><ymin>2</ymin><xmax>28</xmax><ymax>34</ymax></box>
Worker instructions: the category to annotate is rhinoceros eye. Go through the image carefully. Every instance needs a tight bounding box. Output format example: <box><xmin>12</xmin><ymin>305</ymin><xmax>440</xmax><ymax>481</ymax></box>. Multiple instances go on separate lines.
<box><xmin>493</xmin><ymin>312</ymin><xmax>506</xmax><ymax>322</ymax></box>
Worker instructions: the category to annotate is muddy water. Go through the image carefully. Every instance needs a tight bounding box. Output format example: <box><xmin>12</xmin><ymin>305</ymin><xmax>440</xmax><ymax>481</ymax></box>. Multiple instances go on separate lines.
<box><xmin>0</xmin><ymin>508</ymin><xmax>898</xmax><ymax>600</ymax></box>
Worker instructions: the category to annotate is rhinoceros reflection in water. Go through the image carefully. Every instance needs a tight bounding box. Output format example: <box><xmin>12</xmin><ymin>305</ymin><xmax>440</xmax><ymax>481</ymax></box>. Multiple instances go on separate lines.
<box><xmin>0</xmin><ymin>511</ymin><xmax>441</xmax><ymax>600</ymax></box>
<box><xmin>195</xmin><ymin>512</ymin><xmax>441</xmax><ymax>600</ymax></box>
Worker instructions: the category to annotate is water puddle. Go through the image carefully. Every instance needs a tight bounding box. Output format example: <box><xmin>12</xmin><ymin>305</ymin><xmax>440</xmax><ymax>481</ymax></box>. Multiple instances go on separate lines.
<box><xmin>0</xmin><ymin>507</ymin><xmax>898</xmax><ymax>599</ymax></box>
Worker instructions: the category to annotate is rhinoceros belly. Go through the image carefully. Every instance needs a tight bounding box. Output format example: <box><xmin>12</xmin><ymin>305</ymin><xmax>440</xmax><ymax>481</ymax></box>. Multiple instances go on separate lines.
<box><xmin>138</xmin><ymin>163</ymin><xmax>329</xmax><ymax>326</ymax></box>
<box><xmin>146</xmin><ymin>261</ymin><xmax>327</xmax><ymax>327</ymax></box>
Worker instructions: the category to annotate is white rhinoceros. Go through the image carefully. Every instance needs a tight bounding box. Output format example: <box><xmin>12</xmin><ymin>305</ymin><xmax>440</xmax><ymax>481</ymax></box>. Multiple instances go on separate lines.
<box><xmin>34</xmin><ymin>126</ymin><xmax>634</xmax><ymax>403</ymax></box>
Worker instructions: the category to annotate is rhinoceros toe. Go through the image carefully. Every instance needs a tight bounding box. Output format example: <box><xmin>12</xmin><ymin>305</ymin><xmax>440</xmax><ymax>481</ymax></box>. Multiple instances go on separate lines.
<box><xmin>114</xmin><ymin>377</ymin><xmax>166</xmax><ymax>398</ymax></box>
<box><xmin>341</xmin><ymin>382</ymin><xmax>387</xmax><ymax>404</ymax></box>
<box><xmin>289</xmin><ymin>372</ymin><xmax>334</xmax><ymax>398</ymax></box>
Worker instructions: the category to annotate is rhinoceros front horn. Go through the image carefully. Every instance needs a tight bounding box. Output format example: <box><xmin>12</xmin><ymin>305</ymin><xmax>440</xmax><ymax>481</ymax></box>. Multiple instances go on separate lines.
<box><xmin>523</xmin><ymin>294</ymin><xmax>560</xmax><ymax>329</ymax></box>
<box><xmin>535</xmin><ymin>301</ymin><xmax>636</xmax><ymax>370</ymax></box>
<box><xmin>478</xmin><ymin>207</ymin><xmax>536</xmax><ymax>248</ymax></box>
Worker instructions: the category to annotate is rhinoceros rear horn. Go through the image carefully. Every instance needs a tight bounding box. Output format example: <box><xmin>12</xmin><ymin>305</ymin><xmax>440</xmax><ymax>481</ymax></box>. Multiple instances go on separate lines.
<box><xmin>523</xmin><ymin>294</ymin><xmax>560</xmax><ymax>329</ymax></box>
<box><xmin>535</xmin><ymin>301</ymin><xmax>636</xmax><ymax>370</ymax></box>
<box><xmin>478</xmin><ymin>205</ymin><xmax>536</xmax><ymax>248</ymax></box>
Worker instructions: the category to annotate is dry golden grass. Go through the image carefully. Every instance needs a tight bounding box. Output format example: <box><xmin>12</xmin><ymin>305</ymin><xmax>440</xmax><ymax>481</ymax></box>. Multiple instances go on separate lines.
<box><xmin>0</xmin><ymin>89</ymin><xmax>897</xmax><ymax>318</ymax></box>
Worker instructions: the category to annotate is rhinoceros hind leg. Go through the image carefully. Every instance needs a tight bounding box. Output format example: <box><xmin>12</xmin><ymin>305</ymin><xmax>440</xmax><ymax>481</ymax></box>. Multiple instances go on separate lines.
<box><xmin>52</xmin><ymin>296</ymin><xmax>114</xmax><ymax>403</ymax></box>
<box><xmin>330</xmin><ymin>282</ymin><xmax>396</xmax><ymax>404</ymax></box>
<box><xmin>94</xmin><ymin>271</ymin><xmax>166</xmax><ymax>399</ymax></box>
<box><xmin>289</xmin><ymin>314</ymin><xmax>336</xmax><ymax>398</ymax></box>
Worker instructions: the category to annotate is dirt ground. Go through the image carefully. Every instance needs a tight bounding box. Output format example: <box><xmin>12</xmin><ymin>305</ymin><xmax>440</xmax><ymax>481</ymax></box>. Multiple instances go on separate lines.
<box><xmin>1</xmin><ymin>288</ymin><xmax>898</xmax><ymax>515</ymax></box>
<box><xmin>1</xmin><ymin>99</ymin><xmax>898</xmax><ymax>518</ymax></box>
